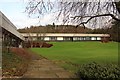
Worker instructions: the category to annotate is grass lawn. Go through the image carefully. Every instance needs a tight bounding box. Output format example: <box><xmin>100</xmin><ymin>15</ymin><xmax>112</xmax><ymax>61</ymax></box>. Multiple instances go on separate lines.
<box><xmin>30</xmin><ymin>42</ymin><xmax>118</xmax><ymax>72</ymax></box>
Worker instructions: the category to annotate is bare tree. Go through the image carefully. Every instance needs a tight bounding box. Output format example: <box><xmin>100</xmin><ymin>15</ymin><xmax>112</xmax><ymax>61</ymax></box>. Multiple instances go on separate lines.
<box><xmin>37</xmin><ymin>27</ymin><xmax>47</xmax><ymax>48</ymax></box>
<box><xmin>25</xmin><ymin>0</ymin><xmax>120</xmax><ymax>28</ymax></box>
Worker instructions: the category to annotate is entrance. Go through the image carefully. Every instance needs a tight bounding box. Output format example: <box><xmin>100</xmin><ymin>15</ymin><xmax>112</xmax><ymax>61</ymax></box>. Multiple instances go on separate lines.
<box><xmin>70</xmin><ymin>37</ymin><xmax>73</xmax><ymax>41</ymax></box>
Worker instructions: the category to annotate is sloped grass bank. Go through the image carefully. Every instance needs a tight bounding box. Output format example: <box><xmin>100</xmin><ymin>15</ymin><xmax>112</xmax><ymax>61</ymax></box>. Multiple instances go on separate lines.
<box><xmin>30</xmin><ymin>42</ymin><xmax>118</xmax><ymax>73</ymax></box>
<box><xmin>2</xmin><ymin>48</ymin><xmax>31</xmax><ymax>77</ymax></box>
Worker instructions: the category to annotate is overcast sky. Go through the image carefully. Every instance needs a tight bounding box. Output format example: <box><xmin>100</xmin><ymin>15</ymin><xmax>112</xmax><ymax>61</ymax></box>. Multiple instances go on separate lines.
<box><xmin>0</xmin><ymin>0</ymin><xmax>62</xmax><ymax>29</ymax></box>
<box><xmin>0</xmin><ymin>0</ymin><xmax>114</xmax><ymax>29</ymax></box>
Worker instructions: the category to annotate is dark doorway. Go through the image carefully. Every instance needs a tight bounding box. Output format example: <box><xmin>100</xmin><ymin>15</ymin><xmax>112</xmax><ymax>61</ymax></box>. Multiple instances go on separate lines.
<box><xmin>70</xmin><ymin>37</ymin><xmax>73</xmax><ymax>41</ymax></box>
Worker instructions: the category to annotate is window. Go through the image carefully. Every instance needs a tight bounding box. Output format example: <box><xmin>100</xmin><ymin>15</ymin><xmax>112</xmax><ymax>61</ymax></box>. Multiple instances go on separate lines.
<box><xmin>81</xmin><ymin>37</ymin><xmax>85</xmax><ymax>40</ymax></box>
<box><xmin>97</xmin><ymin>37</ymin><xmax>101</xmax><ymax>40</ymax></box>
<box><xmin>25</xmin><ymin>37</ymin><xmax>28</xmax><ymax>41</ymax></box>
<box><xmin>85</xmin><ymin>37</ymin><xmax>91</xmax><ymax>40</ymax></box>
<box><xmin>74</xmin><ymin>37</ymin><xmax>84</xmax><ymax>41</ymax></box>
<box><xmin>73</xmin><ymin>37</ymin><xmax>78</xmax><ymax>40</ymax></box>
<box><xmin>91</xmin><ymin>37</ymin><xmax>98</xmax><ymax>40</ymax></box>
<box><xmin>37</xmin><ymin>37</ymin><xmax>44</xmax><ymax>41</ymax></box>
<box><xmin>33</xmin><ymin>37</ymin><xmax>37</xmax><ymax>41</ymax></box>
<box><xmin>77</xmin><ymin>37</ymin><xmax>81</xmax><ymax>40</ymax></box>
<box><xmin>49</xmin><ymin>37</ymin><xmax>57</xmax><ymax>41</ymax></box>
<box><xmin>63</xmin><ymin>37</ymin><xmax>71</xmax><ymax>41</ymax></box>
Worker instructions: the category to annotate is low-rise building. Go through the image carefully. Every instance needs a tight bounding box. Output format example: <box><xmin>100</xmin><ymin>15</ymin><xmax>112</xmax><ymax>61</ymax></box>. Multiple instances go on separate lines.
<box><xmin>0</xmin><ymin>11</ymin><xmax>24</xmax><ymax>49</ymax></box>
<box><xmin>21</xmin><ymin>33</ymin><xmax>110</xmax><ymax>42</ymax></box>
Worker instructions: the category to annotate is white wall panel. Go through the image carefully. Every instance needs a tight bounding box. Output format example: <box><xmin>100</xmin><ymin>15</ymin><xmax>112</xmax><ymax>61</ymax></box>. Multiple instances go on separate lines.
<box><xmin>91</xmin><ymin>37</ymin><xmax>96</xmax><ymax>40</ymax></box>
<box><xmin>44</xmin><ymin>37</ymin><xmax>49</xmax><ymax>41</ymax></box>
<box><xmin>57</xmin><ymin>37</ymin><xmax>63</xmax><ymax>40</ymax></box>
<box><xmin>97</xmin><ymin>37</ymin><xmax>101</xmax><ymax>40</ymax></box>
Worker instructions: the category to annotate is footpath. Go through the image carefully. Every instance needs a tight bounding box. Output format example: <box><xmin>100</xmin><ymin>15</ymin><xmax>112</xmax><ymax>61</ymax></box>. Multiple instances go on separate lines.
<box><xmin>22</xmin><ymin>58</ymin><xmax>75</xmax><ymax>78</ymax></box>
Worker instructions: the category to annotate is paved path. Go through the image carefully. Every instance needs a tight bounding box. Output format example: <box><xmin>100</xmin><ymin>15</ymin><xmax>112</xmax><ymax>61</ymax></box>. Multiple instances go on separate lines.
<box><xmin>22</xmin><ymin>59</ymin><xmax>75</xmax><ymax>78</ymax></box>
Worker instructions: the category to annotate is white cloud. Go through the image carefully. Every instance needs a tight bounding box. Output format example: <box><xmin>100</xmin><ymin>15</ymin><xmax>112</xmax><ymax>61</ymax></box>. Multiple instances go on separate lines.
<box><xmin>12</xmin><ymin>17</ymin><xmax>40</xmax><ymax>29</ymax></box>
<box><xmin>0</xmin><ymin>0</ymin><xmax>30</xmax><ymax>3</ymax></box>
<box><xmin>11</xmin><ymin>12</ymin><xmax>63</xmax><ymax>29</ymax></box>
<box><xmin>0</xmin><ymin>0</ymin><xmax>21</xmax><ymax>3</ymax></box>
<box><xmin>0</xmin><ymin>0</ymin><xmax>63</xmax><ymax>29</ymax></box>
<box><xmin>39</xmin><ymin>12</ymin><xmax>63</xmax><ymax>25</ymax></box>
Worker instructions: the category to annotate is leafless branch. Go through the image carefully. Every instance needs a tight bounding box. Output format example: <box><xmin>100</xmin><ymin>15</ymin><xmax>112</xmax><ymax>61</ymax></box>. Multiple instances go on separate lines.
<box><xmin>25</xmin><ymin>0</ymin><xmax>120</xmax><ymax>29</ymax></box>
<box><xmin>74</xmin><ymin>14</ymin><xmax>120</xmax><ymax>28</ymax></box>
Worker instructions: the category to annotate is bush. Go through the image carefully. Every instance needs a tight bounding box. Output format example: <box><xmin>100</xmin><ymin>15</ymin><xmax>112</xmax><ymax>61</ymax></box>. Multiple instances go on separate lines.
<box><xmin>77</xmin><ymin>62</ymin><xmax>120</xmax><ymax>80</ymax></box>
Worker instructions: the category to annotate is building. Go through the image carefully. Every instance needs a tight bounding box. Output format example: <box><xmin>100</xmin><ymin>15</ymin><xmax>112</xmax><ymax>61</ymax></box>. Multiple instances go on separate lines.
<box><xmin>0</xmin><ymin>11</ymin><xmax>24</xmax><ymax>51</ymax></box>
<box><xmin>21</xmin><ymin>33</ymin><xmax>110</xmax><ymax>42</ymax></box>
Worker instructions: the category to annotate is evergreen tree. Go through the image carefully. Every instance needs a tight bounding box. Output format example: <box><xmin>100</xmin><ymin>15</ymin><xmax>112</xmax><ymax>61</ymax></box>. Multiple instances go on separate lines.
<box><xmin>110</xmin><ymin>20</ymin><xmax>120</xmax><ymax>42</ymax></box>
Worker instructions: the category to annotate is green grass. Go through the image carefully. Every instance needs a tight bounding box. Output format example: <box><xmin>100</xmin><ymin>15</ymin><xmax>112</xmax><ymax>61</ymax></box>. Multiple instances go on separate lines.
<box><xmin>30</xmin><ymin>42</ymin><xmax>118</xmax><ymax>72</ymax></box>
<box><xmin>2</xmin><ymin>50</ymin><xmax>28</xmax><ymax>77</ymax></box>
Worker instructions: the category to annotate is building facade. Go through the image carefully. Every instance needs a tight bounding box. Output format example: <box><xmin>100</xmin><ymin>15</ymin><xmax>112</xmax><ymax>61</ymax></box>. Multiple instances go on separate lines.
<box><xmin>21</xmin><ymin>33</ymin><xmax>110</xmax><ymax>42</ymax></box>
<box><xmin>0</xmin><ymin>11</ymin><xmax>24</xmax><ymax>53</ymax></box>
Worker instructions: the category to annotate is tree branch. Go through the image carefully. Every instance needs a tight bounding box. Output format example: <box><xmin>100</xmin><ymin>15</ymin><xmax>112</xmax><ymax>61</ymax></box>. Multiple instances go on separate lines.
<box><xmin>72</xmin><ymin>14</ymin><xmax>120</xmax><ymax>28</ymax></box>
<box><xmin>114</xmin><ymin>2</ymin><xmax>120</xmax><ymax>14</ymax></box>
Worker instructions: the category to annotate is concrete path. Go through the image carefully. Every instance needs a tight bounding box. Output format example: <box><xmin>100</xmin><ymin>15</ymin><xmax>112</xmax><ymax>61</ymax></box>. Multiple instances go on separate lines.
<box><xmin>22</xmin><ymin>59</ymin><xmax>75</xmax><ymax>78</ymax></box>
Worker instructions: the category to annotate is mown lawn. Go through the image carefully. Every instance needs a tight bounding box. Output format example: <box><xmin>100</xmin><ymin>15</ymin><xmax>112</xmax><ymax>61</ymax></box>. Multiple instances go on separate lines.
<box><xmin>30</xmin><ymin>42</ymin><xmax>118</xmax><ymax>72</ymax></box>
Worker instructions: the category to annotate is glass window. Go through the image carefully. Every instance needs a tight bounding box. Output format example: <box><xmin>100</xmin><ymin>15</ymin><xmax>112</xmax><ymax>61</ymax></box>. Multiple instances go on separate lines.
<box><xmin>91</xmin><ymin>37</ymin><xmax>96</xmax><ymax>40</ymax></box>
<box><xmin>63</xmin><ymin>37</ymin><xmax>71</xmax><ymax>41</ymax></box>
<box><xmin>77</xmin><ymin>37</ymin><xmax>80</xmax><ymax>40</ymax></box>
<box><xmin>37</xmin><ymin>37</ymin><xmax>44</xmax><ymax>40</ymax></box>
<box><xmin>73</xmin><ymin>37</ymin><xmax>77</xmax><ymax>40</ymax></box>
<box><xmin>85</xmin><ymin>37</ymin><xmax>91</xmax><ymax>40</ymax></box>
<box><xmin>81</xmin><ymin>37</ymin><xmax>84</xmax><ymax>40</ymax></box>
<box><xmin>49</xmin><ymin>37</ymin><xmax>57</xmax><ymax>41</ymax></box>
<box><xmin>97</xmin><ymin>37</ymin><xmax>101</xmax><ymax>40</ymax></box>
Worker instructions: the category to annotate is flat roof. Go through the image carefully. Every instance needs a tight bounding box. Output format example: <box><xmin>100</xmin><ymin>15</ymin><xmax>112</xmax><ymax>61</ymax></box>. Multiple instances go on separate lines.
<box><xmin>0</xmin><ymin>11</ymin><xmax>24</xmax><ymax>40</ymax></box>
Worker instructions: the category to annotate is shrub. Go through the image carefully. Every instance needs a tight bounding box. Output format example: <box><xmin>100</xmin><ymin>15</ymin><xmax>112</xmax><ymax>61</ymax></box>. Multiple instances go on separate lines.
<box><xmin>77</xmin><ymin>62</ymin><xmax>120</xmax><ymax>80</ymax></box>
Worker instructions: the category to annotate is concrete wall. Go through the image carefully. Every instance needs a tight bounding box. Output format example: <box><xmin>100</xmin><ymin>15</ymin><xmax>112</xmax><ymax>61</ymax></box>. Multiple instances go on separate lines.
<box><xmin>57</xmin><ymin>37</ymin><xmax>63</xmax><ymax>41</ymax></box>
<box><xmin>0</xmin><ymin>26</ymin><xmax>2</xmax><ymax>74</ymax></box>
<box><xmin>0</xmin><ymin>11</ymin><xmax>24</xmax><ymax>41</ymax></box>
<box><xmin>44</xmin><ymin>37</ymin><xmax>50</xmax><ymax>41</ymax></box>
